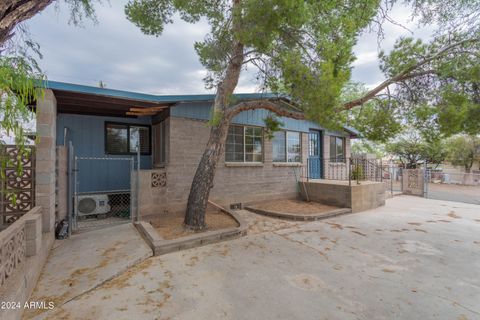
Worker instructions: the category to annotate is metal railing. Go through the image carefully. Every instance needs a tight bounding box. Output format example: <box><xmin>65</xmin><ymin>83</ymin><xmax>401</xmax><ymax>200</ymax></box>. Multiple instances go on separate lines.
<box><xmin>301</xmin><ymin>157</ymin><xmax>392</xmax><ymax>186</ymax></box>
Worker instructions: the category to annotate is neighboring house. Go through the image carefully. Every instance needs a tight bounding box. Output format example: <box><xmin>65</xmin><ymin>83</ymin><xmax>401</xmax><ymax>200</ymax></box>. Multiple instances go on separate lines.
<box><xmin>43</xmin><ymin>81</ymin><xmax>357</xmax><ymax>222</ymax></box>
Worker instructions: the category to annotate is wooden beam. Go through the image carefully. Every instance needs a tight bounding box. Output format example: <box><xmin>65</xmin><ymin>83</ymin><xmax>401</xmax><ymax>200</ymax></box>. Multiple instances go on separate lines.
<box><xmin>129</xmin><ymin>106</ymin><xmax>168</xmax><ymax>112</ymax></box>
<box><xmin>53</xmin><ymin>90</ymin><xmax>170</xmax><ymax>109</ymax></box>
<box><xmin>126</xmin><ymin>112</ymin><xmax>157</xmax><ymax>116</ymax></box>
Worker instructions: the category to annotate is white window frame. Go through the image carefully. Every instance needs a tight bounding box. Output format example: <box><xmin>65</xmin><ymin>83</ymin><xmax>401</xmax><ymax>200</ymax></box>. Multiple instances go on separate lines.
<box><xmin>225</xmin><ymin>125</ymin><xmax>264</xmax><ymax>163</ymax></box>
<box><xmin>272</xmin><ymin>130</ymin><xmax>302</xmax><ymax>163</ymax></box>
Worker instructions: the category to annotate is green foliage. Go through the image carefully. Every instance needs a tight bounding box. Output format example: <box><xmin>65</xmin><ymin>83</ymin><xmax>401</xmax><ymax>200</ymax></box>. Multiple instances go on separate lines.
<box><xmin>0</xmin><ymin>56</ymin><xmax>43</xmax><ymax>145</ymax></box>
<box><xmin>350</xmin><ymin>164</ymin><xmax>365</xmax><ymax>181</ymax></box>
<box><xmin>124</xmin><ymin>0</ymin><xmax>480</xmax><ymax>140</ymax></box>
<box><xmin>263</xmin><ymin>114</ymin><xmax>284</xmax><ymax>140</ymax></box>
<box><xmin>385</xmin><ymin>134</ymin><xmax>447</xmax><ymax>168</ymax></box>
<box><xmin>377</xmin><ymin>32</ymin><xmax>480</xmax><ymax>139</ymax></box>
<box><xmin>351</xmin><ymin>139</ymin><xmax>385</xmax><ymax>158</ymax></box>
<box><xmin>0</xmin><ymin>56</ymin><xmax>44</xmax><ymax>205</ymax></box>
<box><xmin>125</xmin><ymin>0</ymin><xmax>380</xmax><ymax>129</ymax></box>
<box><xmin>445</xmin><ymin>135</ymin><xmax>480</xmax><ymax>172</ymax></box>
<box><xmin>63</xmin><ymin>0</ymin><xmax>100</xmax><ymax>25</ymax></box>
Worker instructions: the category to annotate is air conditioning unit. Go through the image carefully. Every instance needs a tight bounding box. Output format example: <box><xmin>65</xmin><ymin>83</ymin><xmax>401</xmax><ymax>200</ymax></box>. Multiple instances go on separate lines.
<box><xmin>77</xmin><ymin>194</ymin><xmax>111</xmax><ymax>216</ymax></box>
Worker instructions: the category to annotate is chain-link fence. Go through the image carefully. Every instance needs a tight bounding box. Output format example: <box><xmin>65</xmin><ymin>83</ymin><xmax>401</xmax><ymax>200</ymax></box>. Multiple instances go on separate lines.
<box><xmin>73</xmin><ymin>156</ymin><xmax>135</xmax><ymax>232</ymax></box>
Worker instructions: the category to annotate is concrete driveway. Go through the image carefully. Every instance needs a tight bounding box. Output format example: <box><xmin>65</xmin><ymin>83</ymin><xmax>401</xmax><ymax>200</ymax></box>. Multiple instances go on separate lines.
<box><xmin>30</xmin><ymin>196</ymin><xmax>480</xmax><ymax>320</ymax></box>
<box><xmin>427</xmin><ymin>184</ymin><xmax>480</xmax><ymax>205</ymax></box>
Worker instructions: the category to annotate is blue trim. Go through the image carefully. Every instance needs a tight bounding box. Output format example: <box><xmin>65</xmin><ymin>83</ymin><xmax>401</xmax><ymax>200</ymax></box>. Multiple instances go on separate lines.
<box><xmin>42</xmin><ymin>80</ymin><xmax>278</xmax><ymax>104</ymax></box>
<box><xmin>45</xmin><ymin>80</ymin><xmax>358</xmax><ymax>136</ymax></box>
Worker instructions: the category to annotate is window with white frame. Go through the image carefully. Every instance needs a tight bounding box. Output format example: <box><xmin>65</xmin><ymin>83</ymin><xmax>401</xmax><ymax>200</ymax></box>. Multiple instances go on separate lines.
<box><xmin>329</xmin><ymin>136</ymin><xmax>345</xmax><ymax>162</ymax></box>
<box><xmin>272</xmin><ymin>131</ymin><xmax>301</xmax><ymax>162</ymax></box>
<box><xmin>153</xmin><ymin>120</ymin><xmax>167</xmax><ymax>166</ymax></box>
<box><xmin>225</xmin><ymin>125</ymin><xmax>263</xmax><ymax>162</ymax></box>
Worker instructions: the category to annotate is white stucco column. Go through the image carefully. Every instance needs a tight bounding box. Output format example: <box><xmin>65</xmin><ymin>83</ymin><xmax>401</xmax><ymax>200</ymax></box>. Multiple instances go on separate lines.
<box><xmin>35</xmin><ymin>89</ymin><xmax>57</xmax><ymax>233</ymax></box>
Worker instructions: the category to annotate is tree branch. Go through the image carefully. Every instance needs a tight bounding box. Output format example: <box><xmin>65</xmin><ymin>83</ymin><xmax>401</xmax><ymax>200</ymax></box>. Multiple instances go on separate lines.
<box><xmin>342</xmin><ymin>37</ymin><xmax>480</xmax><ymax>110</ymax></box>
<box><xmin>0</xmin><ymin>0</ymin><xmax>52</xmax><ymax>46</ymax></box>
<box><xmin>226</xmin><ymin>99</ymin><xmax>306</xmax><ymax>120</ymax></box>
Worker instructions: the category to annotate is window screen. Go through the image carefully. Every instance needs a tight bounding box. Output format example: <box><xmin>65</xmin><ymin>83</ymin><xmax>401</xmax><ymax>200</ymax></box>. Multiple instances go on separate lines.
<box><xmin>105</xmin><ymin>122</ymin><xmax>151</xmax><ymax>155</ymax></box>
<box><xmin>329</xmin><ymin>136</ymin><xmax>345</xmax><ymax>162</ymax></box>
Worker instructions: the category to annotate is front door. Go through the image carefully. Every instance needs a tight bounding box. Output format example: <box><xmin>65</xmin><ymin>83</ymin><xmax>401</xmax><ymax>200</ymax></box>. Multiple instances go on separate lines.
<box><xmin>308</xmin><ymin>130</ymin><xmax>322</xmax><ymax>179</ymax></box>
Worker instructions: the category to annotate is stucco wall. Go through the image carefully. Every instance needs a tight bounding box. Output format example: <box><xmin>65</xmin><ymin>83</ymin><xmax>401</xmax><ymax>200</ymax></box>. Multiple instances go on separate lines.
<box><xmin>138</xmin><ymin>116</ymin><xmax>352</xmax><ymax>218</ymax></box>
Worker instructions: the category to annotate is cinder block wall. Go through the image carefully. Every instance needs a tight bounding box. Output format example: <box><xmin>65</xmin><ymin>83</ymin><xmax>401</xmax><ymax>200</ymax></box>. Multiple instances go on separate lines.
<box><xmin>138</xmin><ymin>116</ymin><xmax>352</xmax><ymax>218</ymax></box>
<box><xmin>56</xmin><ymin>146</ymin><xmax>68</xmax><ymax>221</ymax></box>
<box><xmin>140</xmin><ymin>117</ymin><xmax>310</xmax><ymax>217</ymax></box>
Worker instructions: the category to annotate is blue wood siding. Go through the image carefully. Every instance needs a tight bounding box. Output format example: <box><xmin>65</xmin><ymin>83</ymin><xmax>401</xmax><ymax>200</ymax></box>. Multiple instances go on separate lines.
<box><xmin>56</xmin><ymin>114</ymin><xmax>152</xmax><ymax>192</ymax></box>
<box><xmin>170</xmin><ymin>102</ymin><xmax>348</xmax><ymax>136</ymax></box>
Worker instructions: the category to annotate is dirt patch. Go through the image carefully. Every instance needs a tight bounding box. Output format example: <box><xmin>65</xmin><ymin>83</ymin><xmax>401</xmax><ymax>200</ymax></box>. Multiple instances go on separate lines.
<box><xmin>150</xmin><ymin>209</ymin><xmax>239</xmax><ymax>240</ymax></box>
<box><xmin>447</xmin><ymin>211</ymin><xmax>462</xmax><ymax>219</ymax></box>
<box><xmin>325</xmin><ymin>222</ymin><xmax>344</xmax><ymax>230</ymax></box>
<box><xmin>253</xmin><ymin>199</ymin><xmax>342</xmax><ymax>215</ymax></box>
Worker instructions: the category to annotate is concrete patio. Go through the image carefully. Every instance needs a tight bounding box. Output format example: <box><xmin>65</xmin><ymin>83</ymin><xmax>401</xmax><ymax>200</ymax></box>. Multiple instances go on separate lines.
<box><xmin>23</xmin><ymin>223</ymin><xmax>152</xmax><ymax>319</ymax></box>
<box><xmin>26</xmin><ymin>196</ymin><xmax>480</xmax><ymax>320</ymax></box>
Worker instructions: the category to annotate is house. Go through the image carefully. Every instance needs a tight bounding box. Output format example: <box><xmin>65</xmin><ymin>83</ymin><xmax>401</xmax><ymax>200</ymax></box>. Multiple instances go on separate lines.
<box><xmin>39</xmin><ymin>81</ymin><xmax>358</xmax><ymax>229</ymax></box>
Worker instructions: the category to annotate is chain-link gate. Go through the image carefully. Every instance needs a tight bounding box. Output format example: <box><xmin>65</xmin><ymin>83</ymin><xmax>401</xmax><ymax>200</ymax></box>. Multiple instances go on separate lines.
<box><xmin>72</xmin><ymin>156</ymin><xmax>136</xmax><ymax>233</ymax></box>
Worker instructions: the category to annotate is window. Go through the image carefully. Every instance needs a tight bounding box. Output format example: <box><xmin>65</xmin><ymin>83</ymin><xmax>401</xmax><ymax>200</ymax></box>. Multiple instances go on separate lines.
<box><xmin>105</xmin><ymin>122</ymin><xmax>151</xmax><ymax>155</ymax></box>
<box><xmin>153</xmin><ymin>121</ymin><xmax>167</xmax><ymax>166</ymax></box>
<box><xmin>226</xmin><ymin>125</ymin><xmax>263</xmax><ymax>162</ymax></box>
<box><xmin>273</xmin><ymin>131</ymin><xmax>301</xmax><ymax>162</ymax></box>
<box><xmin>329</xmin><ymin>136</ymin><xmax>345</xmax><ymax>162</ymax></box>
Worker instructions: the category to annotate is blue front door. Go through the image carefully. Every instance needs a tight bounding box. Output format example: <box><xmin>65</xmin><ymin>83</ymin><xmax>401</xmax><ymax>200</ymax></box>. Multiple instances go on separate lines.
<box><xmin>308</xmin><ymin>130</ymin><xmax>322</xmax><ymax>179</ymax></box>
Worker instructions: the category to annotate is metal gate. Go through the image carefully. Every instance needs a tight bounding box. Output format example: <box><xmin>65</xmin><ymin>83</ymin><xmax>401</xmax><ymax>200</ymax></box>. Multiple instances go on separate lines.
<box><xmin>71</xmin><ymin>155</ymin><xmax>136</xmax><ymax>233</ymax></box>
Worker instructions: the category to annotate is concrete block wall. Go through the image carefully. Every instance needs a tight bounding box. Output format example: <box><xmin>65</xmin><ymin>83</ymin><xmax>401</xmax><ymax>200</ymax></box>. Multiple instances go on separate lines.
<box><xmin>299</xmin><ymin>181</ymin><xmax>385</xmax><ymax>212</ymax></box>
<box><xmin>139</xmin><ymin>117</ymin><xmax>316</xmax><ymax>218</ymax></box>
<box><xmin>0</xmin><ymin>207</ymin><xmax>54</xmax><ymax>320</ymax></box>
<box><xmin>35</xmin><ymin>90</ymin><xmax>57</xmax><ymax>233</ymax></box>
<box><xmin>137</xmin><ymin>116</ymin><xmax>354</xmax><ymax>219</ymax></box>
<box><xmin>56</xmin><ymin>146</ymin><xmax>68</xmax><ymax>221</ymax></box>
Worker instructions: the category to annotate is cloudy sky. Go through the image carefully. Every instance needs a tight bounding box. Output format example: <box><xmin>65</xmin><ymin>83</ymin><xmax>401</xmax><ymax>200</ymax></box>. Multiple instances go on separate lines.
<box><xmin>25</xmin><ymin>1</ymin><xmax>433</xmax><ymax>95</ymax></box>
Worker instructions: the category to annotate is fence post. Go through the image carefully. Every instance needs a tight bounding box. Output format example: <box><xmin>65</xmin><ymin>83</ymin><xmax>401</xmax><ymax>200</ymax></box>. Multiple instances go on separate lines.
<box><xmin>136</xmin><ymin>145</ymin><xmax>141</xmax><ymax>221</ymax></box>
<box><xmin>348</xmin><ymin>158</ymin><xmax>351</xmax><ymax>186</ymax></box>
<box><xmin>73</xmin><ymin>156</ymin><xmax>78</xmax><ymax>231</ymax></box>
<box><xmin>67</xmin><ymin>142</ymin><xmax>73</xmax><ymax>237</ymax></box>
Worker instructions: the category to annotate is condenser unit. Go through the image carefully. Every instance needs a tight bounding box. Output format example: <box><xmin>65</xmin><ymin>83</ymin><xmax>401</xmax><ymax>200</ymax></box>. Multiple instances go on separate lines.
<box><xmin>77</xmin><ymin>194</ymin><xmax>111</xmax><ymax>216</ymax></box>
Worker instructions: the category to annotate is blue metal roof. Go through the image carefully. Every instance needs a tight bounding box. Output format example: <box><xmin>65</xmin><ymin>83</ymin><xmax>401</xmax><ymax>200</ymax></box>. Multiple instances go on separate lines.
<box><xmin>43</xmin><ymin>80</ymin><xmax>358</xmax><ymax>137</ymax></box>
<box><xmin>43</xmin><ymin>80</ymin><xmax>278</xmax><ymax>104</ymax></box>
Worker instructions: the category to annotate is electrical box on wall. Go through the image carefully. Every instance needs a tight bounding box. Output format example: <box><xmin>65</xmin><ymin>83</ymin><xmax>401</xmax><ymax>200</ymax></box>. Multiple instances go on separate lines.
<box><xmin>230</xmin><ymin>203</ymin><xmax>242</xmax><ymax>210</ymax></box>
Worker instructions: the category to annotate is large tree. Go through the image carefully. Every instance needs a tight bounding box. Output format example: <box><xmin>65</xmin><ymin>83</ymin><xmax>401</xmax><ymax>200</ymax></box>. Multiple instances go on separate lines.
<box><xmin>385</xmin><ymin>133</ymin><xmax>447</xmax><ymax>169</ymax></box>
<box><xmin>445</xmin><ymin>135</ymin><xmax>480</xmax><ymax>173</ymax></box>
<box><xmin>125</xmin><ymin>0</ymin><xmax>480</xmax><ymax>230</ymax></box>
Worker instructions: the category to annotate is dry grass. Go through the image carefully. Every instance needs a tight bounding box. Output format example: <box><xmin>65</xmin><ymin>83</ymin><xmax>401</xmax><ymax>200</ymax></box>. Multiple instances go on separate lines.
<box><xmin>254</xmin><ymin>199</ymin><xmax>341</xmax><ymax>215</ymax></box>
<box><xmin>150</xmin><ymin>209</ymin><xmax>238</xmax><ymax>240</ymax></box>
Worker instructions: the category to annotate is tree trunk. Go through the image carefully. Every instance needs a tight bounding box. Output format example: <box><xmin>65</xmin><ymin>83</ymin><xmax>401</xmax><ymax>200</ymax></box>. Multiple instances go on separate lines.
<box><xmin>0</xmin><ymin>0</ymin><xmax>52</xmax><ymax>47</ymax></box>
<box><xmin>184</xmin><ymin>15</ymin><xmax>245</xmax><ymax>229</ymax></box>
<box><xmin>184</xmin><ymin>114</ymin><xmax>232</xmax><ymax>230</ymax></box>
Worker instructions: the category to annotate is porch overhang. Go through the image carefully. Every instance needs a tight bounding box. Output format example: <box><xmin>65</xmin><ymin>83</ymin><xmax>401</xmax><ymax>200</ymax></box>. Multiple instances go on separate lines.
<box><xmin>41</xmin><ymin>81</ymin><xmax>173</xmax><ymax>118</ymax></box>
